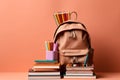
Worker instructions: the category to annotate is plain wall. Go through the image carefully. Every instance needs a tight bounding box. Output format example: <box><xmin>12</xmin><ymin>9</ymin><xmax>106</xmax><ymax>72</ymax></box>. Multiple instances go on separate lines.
<box><xmin>0</xmin><ymin>0</ymin><xmax>120</xmax><ymax>72</ymax></box>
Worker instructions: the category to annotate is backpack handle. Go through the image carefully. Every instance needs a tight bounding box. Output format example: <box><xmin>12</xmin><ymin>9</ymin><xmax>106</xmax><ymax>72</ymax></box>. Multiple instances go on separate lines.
<box><xmin>70</xmin><ymin>11</ymin><xmax>78</xmax><ymax>21</ymax></box>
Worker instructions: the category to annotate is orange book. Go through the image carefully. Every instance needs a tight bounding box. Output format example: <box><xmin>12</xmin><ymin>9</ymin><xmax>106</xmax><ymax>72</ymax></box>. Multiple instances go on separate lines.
<box><xmin>32</xmin><ymin>68</ymin><xmax>59</xmax><ymax>72</ymax></box>
<box><xmin>33</xmin><ymin>63</ymin><xmax>60</xmax><ymax>69</ymax></box>
<box><xmin>34</xmin><ymin>63</ymin><xmax>60</xmax><ymax>66</ymax></box>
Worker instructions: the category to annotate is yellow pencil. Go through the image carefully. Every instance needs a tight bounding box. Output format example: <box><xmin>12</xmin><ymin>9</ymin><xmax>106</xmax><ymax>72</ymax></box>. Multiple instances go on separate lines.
<box><xmin>54</xmin><ymin>14</ymin><xmax>59</xmax><ymax>26</ymax></box>
<box><xmin>47</xmin><ymin>41</ymin><xmax>51</xmax><ymax>51</ymax></box>
<box><xmin>56</xmin><ymin>14</ymin><xmax>61</xmax><ymax>25</ymax></box>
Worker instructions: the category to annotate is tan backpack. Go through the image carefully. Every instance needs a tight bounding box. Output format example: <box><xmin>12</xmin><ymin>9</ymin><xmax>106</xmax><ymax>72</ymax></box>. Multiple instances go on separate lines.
<box><xmin>54</xmin><ymin>21</ymin><xmax>94</xmax><ymax>67</ymax></box>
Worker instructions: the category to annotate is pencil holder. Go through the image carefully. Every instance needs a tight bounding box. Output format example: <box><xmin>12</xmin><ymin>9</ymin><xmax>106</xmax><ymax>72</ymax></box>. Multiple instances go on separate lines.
<box><xmin>46</xmin><ymin>51</ymin><xmax>58</xmax><ymax>60</ymax></box>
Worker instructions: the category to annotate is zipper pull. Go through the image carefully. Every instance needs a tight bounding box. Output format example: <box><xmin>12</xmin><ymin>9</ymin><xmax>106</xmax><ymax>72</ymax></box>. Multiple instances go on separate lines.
<box><xmin>72</xmin><ymin>31</ymin><xmax>76</xmax><ymax>38</ymax></box>
<box><xmin>69</xmin><ymin>30</ymin><xmax>76</xmax><ymax>38</ymax></box>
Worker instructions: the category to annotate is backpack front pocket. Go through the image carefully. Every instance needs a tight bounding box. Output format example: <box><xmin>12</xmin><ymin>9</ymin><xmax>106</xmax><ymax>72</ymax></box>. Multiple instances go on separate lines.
<box><xmin>59</xmin><ymin>49</ymin><xmax>89</xmax><ymax>65</ymax></box>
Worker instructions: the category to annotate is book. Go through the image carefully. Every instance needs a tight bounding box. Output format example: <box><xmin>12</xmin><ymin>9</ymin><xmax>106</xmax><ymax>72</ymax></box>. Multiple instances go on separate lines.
<box><xmin>66</xmin><ymin>70</ymin><xmax>93</xmax><ymax>74</ymax></box>
<box><xmin>33</xmin><ymin>63</ymin><xmax>60</xmax><ymax>69</ymax></box>
<box><xmin>66</xmin><ymin>70</ymin><xmax>94</xmax><ymax>76</ymax></box>
<box><xmin>28</xmin><ymin>71</ymin><xmax>60</xmax><ymax>76</ymax></box>
<box><xmin>32</xmin><ymin>68</ymin><xmax>59</xmax><ymax>72</ymax></box>
<box><xmin>65</xmin><ymin>73</ymin><xmax>93</xmax><ymax>76</ymax></box>
<box><xmin>66</xmin><ymin>66</ymin><xmax>94</xmax><ymax>71</ymax></box>
<box><xmin>28</xmin><ymin>69</ymin><xmax>60</xmax><ymax>76</ymax></box>
<box><xmin>28</xmin><ymin>69</ymin><xmax>60</xmax><ymax>75</ymax></box>
<box><xmin>34</xmin><ymin>60</ymin><xmax>57</xmax><ymax>63</ymax></box>
<box><xmin>64</xmin><ymin>75</ymin><xmax>96</xmax><ymax>79</ymax></box>
<box><xmin>28</xmin><ymin>76</ymin><xmax>61</xmax><ymax>80</ymax></box>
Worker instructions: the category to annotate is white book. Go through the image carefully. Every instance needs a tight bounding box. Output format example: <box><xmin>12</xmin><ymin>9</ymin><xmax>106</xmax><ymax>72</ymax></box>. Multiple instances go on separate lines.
<box><xmin>28</xmin><ymin>72</ymin><xmax>60</xmax><ymax>76</ymax></box>
<box><xmin>28</xmin><ymin>76</ymin><xmax>61</xmax><ymax>80</ymax></box>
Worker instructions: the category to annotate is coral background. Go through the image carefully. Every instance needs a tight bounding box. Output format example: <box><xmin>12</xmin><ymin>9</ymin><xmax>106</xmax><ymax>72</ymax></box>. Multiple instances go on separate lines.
<box><xmin>0</xmin><ymin>0</ymin><xmax>120</xmax><ymax>72</ymax></box>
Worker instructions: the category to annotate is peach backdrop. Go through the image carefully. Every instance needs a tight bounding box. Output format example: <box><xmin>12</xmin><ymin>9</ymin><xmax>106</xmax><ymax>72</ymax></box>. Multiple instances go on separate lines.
<box><xmin>0</xmin><ymin>0</ymin><xmax>120</xmax><ymax>72</ymax></box>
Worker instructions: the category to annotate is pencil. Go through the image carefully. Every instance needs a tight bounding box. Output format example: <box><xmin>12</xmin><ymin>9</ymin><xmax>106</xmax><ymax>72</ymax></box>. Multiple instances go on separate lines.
<box><xmin>84</xmin><ymin>54</ymin><xmax>88</xmax><ymax>67</ymax></box>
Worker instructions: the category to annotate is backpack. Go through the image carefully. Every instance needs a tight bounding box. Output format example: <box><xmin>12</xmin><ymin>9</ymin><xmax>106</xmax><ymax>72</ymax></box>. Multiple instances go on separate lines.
<box><xmin>54</xmin><ymin>21</ymin><xmax>94</xmax><ymax>67</ymax></box>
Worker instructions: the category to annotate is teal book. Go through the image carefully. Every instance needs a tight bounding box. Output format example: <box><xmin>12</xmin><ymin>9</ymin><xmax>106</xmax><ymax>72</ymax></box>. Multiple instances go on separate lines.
<box><xmin>34</xmin><ymin>60</ymin><xmax>57</xmax><ymax>63</ymax></box>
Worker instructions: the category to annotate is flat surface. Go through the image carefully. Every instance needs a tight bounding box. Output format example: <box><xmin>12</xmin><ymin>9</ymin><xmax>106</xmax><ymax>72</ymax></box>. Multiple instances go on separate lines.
<box><xmin>0</xmin><ymin>72</ymin><xmax>120</xmax><ymax>80</ymax></box>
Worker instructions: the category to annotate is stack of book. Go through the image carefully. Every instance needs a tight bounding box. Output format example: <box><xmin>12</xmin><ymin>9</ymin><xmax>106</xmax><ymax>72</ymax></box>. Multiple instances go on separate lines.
<box><xmin>64</xmin><ymin>64</ymin><xmax>96</xmax><ymax>79</ymax></box>
<box><xmin>28</xmin><ymin>60</ymin><xmax>61</xmax><ymax>80</ymax></box>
